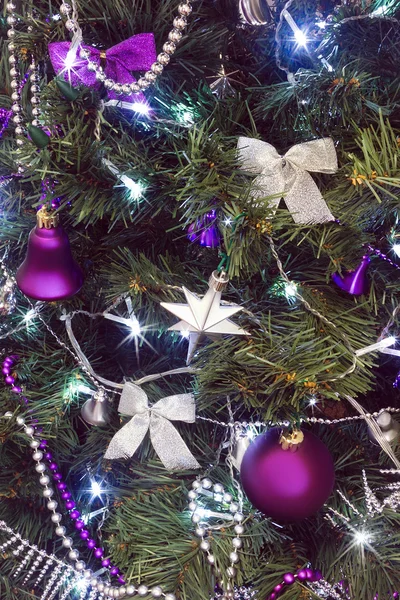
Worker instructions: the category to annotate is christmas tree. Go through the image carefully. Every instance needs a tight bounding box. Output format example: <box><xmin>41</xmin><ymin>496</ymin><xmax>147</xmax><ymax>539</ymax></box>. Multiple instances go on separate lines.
<box><xmin>1</xmin><ymin>0</ymin><xmax>400</xmax><ymax>598</ymax></box>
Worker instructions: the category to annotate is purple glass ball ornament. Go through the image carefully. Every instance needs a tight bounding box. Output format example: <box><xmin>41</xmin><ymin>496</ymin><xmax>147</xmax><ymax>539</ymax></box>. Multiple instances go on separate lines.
<box><xmin>94</xmin><ymin>547</ymin><xmax>104</xmax><ymax>558</ymax></box>
<box><xmin>332</xmin><ymin>255</ymin><xmax>370</xmax><ymax>296</ymax></box>
<box><xmin>240</xmin><ymin>428</ymin><xmax>335</xmax><ymax>521</ymax></box>
<box><xmin>102</xmin><ymin>558</ymin><xmax>111</xmax><ymax>568</ymax></box>
<box><xmin>70</xmin><ymin>510</ymin><xmax>80</xmax><ymax>519</ymax></box>
<box><xmin>5</xmin><ymin>376</ymin><xmax>15</xmax><ymax>385</ymax></box>
<box><xmin>87</xmin><ymin>539</ymin><xmax>96</xmax><ymax>549</ymax></box>
<box><xmin>118</xmin><ymin>577</ymin><xmax>126</xmax><ymax>585</ymax></box>
<box><xmin>273</xmin><ymin>584</ymin><xmax>283</xmax><ymax>593</ymax></box>
<box><xmin>65</xmin><ymin>500</ymin><xmax>75</xmax><ymax>510</ymax></box>
<box><xmin>80</xmin><ymin>529</ymin><xmax>89</xmax><ymax>540</ymax></box>
<box><xmin>283</xmin><ymin>573</ymin><xmax>295</xmax><ymax>585</ymax></box>
<box><xmin>2</xmin><ymin>367</ymin><xmax>10</xmax><ymax>375</ymax></box>
<box><xmin>110</xmin><ymin>566</ymin><xmax>119</xmax><ymax>576</ymax></box>
<box><xmin>187</xmin><ymin>210</ymin><xmax>220</xmax><ymax>248</ymax></box>
<box><xmin>16</xmin><ymin>207</ymin><xmax>83</xmax><ymax>301</ymax></box>
<box><xmin>297</xmin><ymin>569</ymin><xmax>308</xmax><ymax>581</ymax></box>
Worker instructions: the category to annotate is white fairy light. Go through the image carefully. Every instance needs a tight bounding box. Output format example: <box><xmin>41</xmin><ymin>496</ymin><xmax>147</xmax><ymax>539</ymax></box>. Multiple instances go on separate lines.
<box><xmin>180</xmin><ymin>329</ymin><xmax>190</xmax><ymax>339</ymax></box>
<box><xmin>392</xmin><ymin>243</ymin><xmax>400</xmax><ymax>257</ymax></box>
<box><xmin>354</xmin><ymin>530</ymin><xmax>371</xmax><ymax>545</ymax></box>
<box><xmin>285</xmin><ymin>282</ymin><xmax>297</xmax><ymax>299</ymax></box>
<box><xmin>64</xmin><ymin>49</ymin><xmax>77</xmax><ymax>70</ymax></box>
<box><xmin>224</xmin><ymin>217</ymin><xmax>233</xmax><ymax>226</ymax></box>
<box><xmin>129</xmin><ymin>315</ymin><xmax>141</xmax><ymax>336</ymax></box>
<box><xmin>282</xmin><ymin>9</ymin><xmax>308</xmax><ymax>48</ymax></box>
<box><xmin>130</xmin><ymin>101</ymin><xmax>151</xmax><ymax>115</ymax></box>
<box><xmin>120</xmin><ymin>175</ymin><xmax>145</xmax><ymax>201</ymax></box>
<box><xmin>90</xmin><ymin>480</ymin><xmax>103</xmax><ymax>499</ymax></box>
<box><xmin>355</xmin><ymin>336</ymin><xmax>396</xmax><ymax>357</ymax></box>
<box><xmin>24</xmin><ymin>309</ymin><xmax>36</xmax><ymax>323</ymax></box>
<box><xmin>309</xmin><ymin>396</ymin><xmax>318</xmax><ymax>406</ymax></box>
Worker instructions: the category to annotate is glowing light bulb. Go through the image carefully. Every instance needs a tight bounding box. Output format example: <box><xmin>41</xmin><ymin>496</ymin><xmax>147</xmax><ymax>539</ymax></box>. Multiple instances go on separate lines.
<box><xmin>129</xmin><ymin>316</ymin><xmax>141</xmax><ymax>336</ymax></box>
<box><xmin>392</xmin><ymin>244</ymin><xmax>400</xmax><ymax>257</ymax></box>
<box><xmin>309</xmin><ymin>396</ymin><xmax>318</xmax><ymax>406</ymax></box>
<box><xmin>180</xmin><ymin>329</ymin><xmax>190</xmax><ymax>339</ymax></box>
<box><xmin>294</xmin><ymin>29</ymin><xmax>308</xmax><ymax>47</ymax></box>
<box><xmin>64</xmin><ymin>49</ymin><xmax>77</xmax><ymax>70</ymax></box>
<box><xmin>90</xmin><ymin>480</ymin><xmax>102</xmax><ymax>499</ymax></box>
<box><xmin>120</xmin><ymin>175</ymin><xmax>145</xmax><ymax>201</ymax></box>
<box><xmin>24</xmin><ymin>309</ymin><xmax>36</xmax><ymax>322</ymax></box>
<box><xmin>224</xmin><ymin>217</ymin><xmax>233</xmax><ymax>226</ymax></box>
<box><xmin>282</xmin><ymin>9</ymin><xmax>308</xmax><ymax>48</ymax></box>
<box><xmin>354</xmin><ymin>530</ymin><xmax>370</xmax><ymax>545</ymax></box>
<box><xmin>130</xmin><ymin>102</ymin><xmax>150</xmax><ymax>115</ymax></box>
<box><xmin>77</xmin><ymin>384</ymin><xmax>94</xmax><ymax>395</ymax></box>
<box><xmin>285</xmin><ymin>282</ymin><xmax>297</xmax><ymax>299</ymax></box>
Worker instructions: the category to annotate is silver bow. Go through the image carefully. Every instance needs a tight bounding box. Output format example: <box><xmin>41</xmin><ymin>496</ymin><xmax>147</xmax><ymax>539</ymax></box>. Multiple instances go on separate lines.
<box><xmin>104</xmin><ymin>382</ymin><xmax>200</xmax><ymax>471</ymax></box>
<box><xmin>237</xmin><ymin>137</ymin><xmax>338</xmax><ymax>224</ymax></box>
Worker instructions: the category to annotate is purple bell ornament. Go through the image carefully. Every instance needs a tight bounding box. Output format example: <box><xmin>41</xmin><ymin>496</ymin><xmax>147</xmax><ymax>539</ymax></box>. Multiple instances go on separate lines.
<box><xmin>16</xmin><ymin>207</ymin><xmax>83</xmax><ymax>301</ymax></box>
<box><xmin>187</xmin><ymin>210</ymin><xmax>220</xmax><ymax>248</ymax></box>
<box><xmin>332</xmin><ymin>255</ymin><xmax>370</xmax><ymax>295</ymax></box>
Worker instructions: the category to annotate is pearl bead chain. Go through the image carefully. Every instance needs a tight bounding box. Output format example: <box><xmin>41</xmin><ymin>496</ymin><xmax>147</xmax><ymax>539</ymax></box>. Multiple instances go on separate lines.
<box><xmin>188</xmin><ymin>478</ymin><xmax>246</xmax><ymax>599</ymax></box>
<box><xmin>58</xmin><ymin>2</ymin><xmax>193</xmax><ymax>95</ymax></box>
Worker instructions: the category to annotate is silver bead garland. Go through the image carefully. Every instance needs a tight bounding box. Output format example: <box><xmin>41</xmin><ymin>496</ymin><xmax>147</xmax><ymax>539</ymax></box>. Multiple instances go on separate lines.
<box><xmin>58</xmin><ymin>1</ymin><xmax>193</xmax><ymax>94</ymax></box>
<box><xmin>188</xmin><ymin>478</ymin><xmax>246</xmax><ymax>598</ymax></box>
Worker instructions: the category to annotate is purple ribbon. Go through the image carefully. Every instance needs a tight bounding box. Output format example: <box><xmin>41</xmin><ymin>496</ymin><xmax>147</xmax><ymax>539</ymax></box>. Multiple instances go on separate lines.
<box><xmin>48</xmin><ymin>33</ymin><xmax>156</xmax><ymax>103</ymax></box>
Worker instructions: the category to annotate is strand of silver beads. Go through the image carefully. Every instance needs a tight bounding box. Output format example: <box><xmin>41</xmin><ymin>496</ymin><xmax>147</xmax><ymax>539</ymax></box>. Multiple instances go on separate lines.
<box><xmin>58</xmin><ymin>1</ymin><xmax>193</xmax><ymax>95</ymax></box>
<box><xmin>188</xmin><ymin>478</ymin><xmax>246</xmax><ymax>600</ymax></box>
<box><xmin>6</xmin><ymin>0</ymin><xmax>25</xmax><ymax>169</ymax></box>
<box><xmin>6</xmin><ymin>1</ymin><xmax>44</xmax><ymax>171</ymax></box>
<box><xmin>2</xmin><ymin>411</ymin><xmax>177</xmax><ymax>600</ymax></box>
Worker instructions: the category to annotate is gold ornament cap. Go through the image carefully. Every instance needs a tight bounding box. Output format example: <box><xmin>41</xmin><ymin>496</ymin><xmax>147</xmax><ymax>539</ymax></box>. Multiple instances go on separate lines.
<box><xmin>36</xmin><ymin>207</ymin><xmax>60</xmax><ymax>229</ymax></box>
<box><xmin>280</xmin><ymin>429</ymin><xmax>304</xmax><ymax>452</ymax></box>
<box><xmin>209</xmin><ymin>270</ymin><xmax>229</xmax><ymax>292</ymax></box>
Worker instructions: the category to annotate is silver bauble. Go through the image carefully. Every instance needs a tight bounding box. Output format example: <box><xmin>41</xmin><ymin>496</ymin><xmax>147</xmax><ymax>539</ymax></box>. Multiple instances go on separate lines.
<box><xmin>238</xmin><ymin>0</ymin><xmax>274</xmax><ymax>25</ymax></box>
<box><xmin>81</xmin><ymin>390</ymin><xmax>109</xmax><ymax>426</ymax></box>
<box><xmin>369</xmin><ymin>411</ymin><xmax>400</xmax><ymax>444</ymax></box>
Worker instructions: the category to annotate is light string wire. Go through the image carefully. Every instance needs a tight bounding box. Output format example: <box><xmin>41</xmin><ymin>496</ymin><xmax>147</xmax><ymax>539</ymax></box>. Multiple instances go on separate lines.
<box><xmin>266</xmin><ymin>234</ymin><xmax>358</xmax><ymax>382</ymax></box>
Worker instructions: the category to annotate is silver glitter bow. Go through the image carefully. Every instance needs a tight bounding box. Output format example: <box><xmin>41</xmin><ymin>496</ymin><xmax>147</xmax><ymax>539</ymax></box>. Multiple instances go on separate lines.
<box><xmin>237</xmin><ymin>137</ymin><xmax>338</xmax><ymax>224</ymax></box>
<box><xmin>104</xmin><ymin>382</ymin><xmax>200</xmax><ymax>471</ymax></box>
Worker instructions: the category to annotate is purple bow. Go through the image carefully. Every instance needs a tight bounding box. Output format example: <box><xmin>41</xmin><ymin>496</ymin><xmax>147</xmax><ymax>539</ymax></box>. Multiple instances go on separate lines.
<box><xmin>48</xmin><ymin>33</ymin><xmax>156</xmax><ymax>103</ymax></box>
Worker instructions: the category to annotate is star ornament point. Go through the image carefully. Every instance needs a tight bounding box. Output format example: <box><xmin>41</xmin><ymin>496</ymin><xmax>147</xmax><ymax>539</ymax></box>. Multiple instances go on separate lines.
<box><xmin>161</xmin><ymin>283</ymin><xmax>249</xmax><ymax>363</ymax></box>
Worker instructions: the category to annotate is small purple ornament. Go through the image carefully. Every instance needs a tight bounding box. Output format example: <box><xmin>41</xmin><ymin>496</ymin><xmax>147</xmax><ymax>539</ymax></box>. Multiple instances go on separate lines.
<box><xmin>102</xmin><ymin>558</ymin><xmax>111</xmax><ymax>568</ymax></box>
<box><xmin>5</xmin><ymin>376</ymin><xmax>15</xmax><ymax>385</ymax></box>
<box><xmin>11</xmin><ymin>385</ymin><xmax>22</xmax><ymax>393</ymax></box>
<box><xmin>240</xmin><ymin>428</ymin><xmax>335</xmax><ymax>521</ymax></box>
<box><xmin>332</xmin><ymin>255</ymin><xmax>370</xmax><ymax>295</ymax></box>
<box><xmin>305</xmin><ymin>568</ymin><xmax>314</xmax><ymax>580</ymax></box>
<box><xmin>118</xmin><ymin>577</ymin><xmax>126</xmax><ymax>585</ymax></box>
<box><xmin>273</xmin><ymin>584</ymin><xmax>283</xmax><ymax>592</ymax></box>
<box><xmin>87</xmin><ymin>539</ymin><xmax>96</xmax><ymax>549</ymax></box>
<box><xmin>94</xmin><ymin>547</ymin><xmax>104</xmax><ymax>558</ymax></box>
<box><xmin>65</xmin><ymin>500</ymin><xmax>75</xmax><ymax>510</ymax></box>
<box><xmin>70</xmin><ymin>509</ymin><xmax>80</xmax><ymax>519</ymax></box>
<box><xmin>75</xmin><ymin>520</ymin><xmax>85</xmax><ymax>530</ymax></box>
<box><xmin>110</xmin><ymin>566</ymin><xmax>119</xmax><ymax>576</ymax></box>
<box><xmin>283</xmin><ymin>573</ymin><xmax>295</xmax><ymax>585</ymax></box>
<box><xmin>187</xmin><ymin>210</ymin><xmax>220</xmax><ymax>248</ymax></box>
<box><xmin>16</xmin><ymin>208</ymin><xmax>83</xmax><ymax>301</ymax></box>
<box><xmin>80</xmin><ymin>529</ymin><xmax>89</xmax><ymax>540</ymax></box>
<box><xmin>297</xmin><ymin>569</ymin><xmax>308</xmax><ymax>581</ymax></box>
<box><xmin>2</xmin><ymin>367</ymin><xmax>10</xmax><ymax>375</ymax></box>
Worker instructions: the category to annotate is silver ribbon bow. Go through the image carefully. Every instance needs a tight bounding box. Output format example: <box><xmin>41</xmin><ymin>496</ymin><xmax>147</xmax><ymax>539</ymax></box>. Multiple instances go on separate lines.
<box><xmin>104</xmin><ymin>382</ymin><xmax>200</xmax><ymax>471</ymax></box>
<box><xmin>237</xmin><ymin>137</ymin><xmax>338</xmax><ymax>224</ymax></box>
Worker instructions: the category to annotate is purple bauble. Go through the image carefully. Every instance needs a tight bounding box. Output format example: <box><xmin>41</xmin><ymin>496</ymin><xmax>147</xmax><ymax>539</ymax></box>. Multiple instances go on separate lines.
<box><xmin>332</xmin><ymin>255</ymin><xmax>370</xmax><ymax>296</ymax></box>
<box><xmin>16</xmin><ymin>216</ymin><xmax>83</xmax><ymax>301</ymax></box>
<box><xmin>187</xmin><ymin>210</ymin><xmax>220</xmax><ymax>248</ymax></box>
<box><xmin>240</xmin><ymin>428</ymin><xmax>335</xmax><ymax>521</ymax></box>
